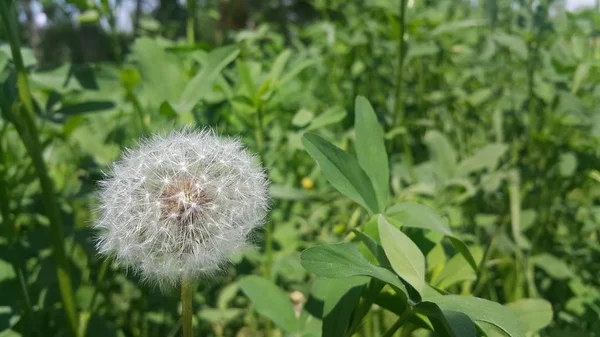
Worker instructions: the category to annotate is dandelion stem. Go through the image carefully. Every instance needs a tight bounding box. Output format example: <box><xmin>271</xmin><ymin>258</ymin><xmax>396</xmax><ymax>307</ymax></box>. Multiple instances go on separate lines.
<box><xmin>181</xmin><ymin>278</ymin><xmax>195</xmax><ymax>337</ymax></box>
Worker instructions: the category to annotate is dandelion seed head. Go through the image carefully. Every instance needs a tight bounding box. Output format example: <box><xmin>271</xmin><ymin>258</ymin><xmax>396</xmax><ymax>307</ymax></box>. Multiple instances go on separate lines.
<box><xmin>94</xmin><ymin>129</ymin><xmax>269</xmax><ymax>288</ymax></box>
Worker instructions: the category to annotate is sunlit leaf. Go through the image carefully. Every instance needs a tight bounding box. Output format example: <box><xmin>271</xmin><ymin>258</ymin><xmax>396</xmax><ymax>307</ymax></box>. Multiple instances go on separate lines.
<box><xmin>355</xmin><ymin>96</ymin><xmax>389</xmax><ymax>211</ymax></box>
<box><xmin>378</xmin><ymin>216</ymin><xmax>425</xmax><ymax>297</ymax></box>
<box><xmin>302</xmin><ymin>133</ymin><xmax>379</xmax><ymax>214</ymax></box>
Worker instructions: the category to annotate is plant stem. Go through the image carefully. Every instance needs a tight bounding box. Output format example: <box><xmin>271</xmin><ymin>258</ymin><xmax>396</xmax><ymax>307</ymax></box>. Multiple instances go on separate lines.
<box><xmin>0</xmin><ymin>1</ymin><xmax>78</xmax><ymax>335</ymax></box>
<box><xmin>392</xmin><ymin>0</ymin><xmax>415</xmax><ymax>181</ymax></box>
<box><xmin>186</xmin><ymin>0</ymin><xmax>196</xmax><ymax>44</ymax></box>
<box><xmin>254</xmin><ymin>105</ymin><xmax>272</xmax><ymax>336</ymax></box>
<box><xmin>127</xmin><ymin>91</ymin><xmax>149</xmax><ymax>135</ymax></box>
<box><xmin>181</xmin><ymin>278</ymin><xmax>195</xmax><ymax>337</ymax></box>
<box><xmin>254</xmin><ymin>106</ymin><xmax>272</xmax><ymax>280</ymax></box>
<box><xmin>381</xmin><ymin>307</ymin><xmax>412</xmax><ymax>337</ymax></box>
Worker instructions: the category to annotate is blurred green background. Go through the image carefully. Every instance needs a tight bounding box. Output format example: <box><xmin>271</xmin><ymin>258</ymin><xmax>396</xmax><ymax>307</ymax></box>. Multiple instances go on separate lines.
<box><xmin>1</xmin><ymin>0</ymin><xmax>600</xmax><ymax>336</ymax></box>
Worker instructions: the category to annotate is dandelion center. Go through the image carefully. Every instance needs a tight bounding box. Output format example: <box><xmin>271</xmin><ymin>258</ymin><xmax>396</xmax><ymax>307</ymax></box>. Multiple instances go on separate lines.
<box><xmin>159</xmin><ymin>178</ymin><xmax>212</xmax><ymax>224</ymax></box>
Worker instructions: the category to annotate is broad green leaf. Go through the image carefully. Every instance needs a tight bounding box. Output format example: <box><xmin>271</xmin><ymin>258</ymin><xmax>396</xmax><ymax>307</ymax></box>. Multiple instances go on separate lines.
<box><xmin>530</xmin><ymin>254</ymin><xmax>573</xmax><ymax>280</ymax></box>
<box><xmin>278</xmin><ymin>58</ymin><xmax>316</xmax><ymax>87</ymax></box>
<box><xmin>355</xmin><ymin>96</ymin><xmax>389</xmax><ymax>211</ymax></box>
<box><xmin>239</xmin><ymin>275</ymin><xmax>299</xmax><ymax>334</ymax></box>
<box><xmin>257</xmin><ymin>49</ymin><xmax>291</xmax><ymax>99</ymax></box>
<box><xmin>572</xmin><ymin>62</ymin><xmax>591</xmax><ymax>94</ymax></box>
<box><xmin>424</xmin><ymin>130</ymin><xmax>457</xmax><ymax>180</ymax></box>
<box><xmin>267</xmin><ymin>50</ymin><xmax>292</xmax><ymax>85</ymax></box>
<box><xmin>467</xmin><ymin>88</ymin><xmax>494</xmax><ymax>106</ymax></box>
<box><xmin>132</xmin><ymin>37</ymin><xmax>186</xmax><ymax>106</ymax></box>
<box><xmin>506</xmin><ymin>299</ymin><xmax>553</xmax><ymax>333</ymax></box>
<box><xmin>386</xmin><ymin>203</ymin><xmax>453</xmax><ymax>236</ymax></box>
<box><xmin>320</xmin><ymin>277</ymin><xmax>367</xmax><ymax>337</ymax></box>
<box><xmin>236</xmin><ymin>59</ymin><xmax>257</xmax><ymax>99</ymax></box>
<box><xmin>352</xmin><ymin>228</ymin><xmax>391</xmax><ymax>269</ymax></box>
<box><xmin>558</xmin><ymin>152</ymin><xmax>577</xmax><ymax>177</ymax></box>
<box><xmin>306</xmin><ymin>107</ymin><xmax>347</xmax><ymax>131</ymax></box>
<box><xmin>300</xmin><ymin>243</ymin><xmax>408</xmax><ymax>299</ymax></box>
<box><xmin>428</xmin><ymin>295</ymin><xmax>527</xmax><ymax>337</ymax></box>
<box><xmin>457</xmin><ymin>143</ymin><xmax>508</xmax><ymax>175</ymax></box>
<box><xmin>435</xmin><ymin>248</ymin><xmax>483</xmax><ymax>289</ymax></box>
<box><xmin>378</xmin><ymin>216</ymin><xmax>425</xmax><ymax>297</ymax></box>
<box><xmin>292</xmin><ymin>108</ymin><xmax>314</xmax><ymax>127</ymax></box>
<box><xmin>430</xmin><ymin>19</ymin><xmax>486</xmax><ymax>36</ymax></box>
<box><xmin>415</xmin><ymin>302</ymin><xmax>477</xmax><ymax>337</ymax></box>
<box><xmin>405</xmin><ymin>42</ymin><xmax>440</xmax><ymax>64</ymax></box>
<box><xmin>385</xmin><ymin>203</ymin><xmax>478</xmax><ymax>271</ymax></box>
<box><xmin>302</xmin><ymin>133</ymin><xmax>379</xmax><ymax>214</ymax></box>
<box><xmin>172</xmin><ymin>45</ymin><xmax>240</xmax><ymax>113</ymax></box>
<box><xmin>493</xmin><ymin>33</ymin><xmax>528</xmax><ymax>60</ymax></box>
<box><xmin>0</xmin><ymin>259</ymin><xmax>16</xmax><ymax>282</ymax></box>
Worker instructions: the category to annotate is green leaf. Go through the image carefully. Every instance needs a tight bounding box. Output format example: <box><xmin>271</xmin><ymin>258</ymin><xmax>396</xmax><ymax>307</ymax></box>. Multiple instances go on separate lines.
<box><xmin>355</xmin><ymin>96</ymin><xmax>389</xmax><ymax>211</ymax></box>
<box><xmin>467</xmin><ymin>88</ymin><xmax>494</xmax><ymax>107</ymax></box>
<box><xmin>386</xmin><ymin>203</ymin><xmax>453</xmax><ymax>236</ymax></box>
<box><xmin>424</xmin><ymin>130</ymin><xmax>457</xmax><ymax>180</ymax></box>
<box><xmin>506</xmin><ymin>299</ymin><xmax>553</xmax><ymax>333</ymax></box>
<box><xmin>132</xmin><ymin>37</ymin><xmax>186</xmax><ymax>106</ymax></box>
<box><xmin>302</xmin><ymin>132</ymin><xmax>379</xmax><ymax>214</ymax></box>
<box><xmin>493</xmin><ymin>33</ymin><xmax>528</xmax><ymax>60</ymax></box>
<box><xmin>427</xmin><ymin>295</ymin><xmax>527</xmax><ymax>337</ymax></box>
<box><xmin>430</xmin><ymin>19</ymin><xmax>486</xmax><ymax>36</ymax></box>
<box><xmin>558</xmin><ymin>152</ymin><xmax>577</xmax><ymax>177</ymax></box>
<box><xmin>320</xmin><ymin>277</ymin><xmax>367</xmax><ymax>337</ymax></box>
<box><xmin>306</xmin><ymin>106</ymin><xmax>347</xmax><ymax>131</ymax></box>
<box><xmin>434</xmin><ymin>248</ymin><xmax>483</xmax><ymax>289</ymax></box>
<box><xmin>414</xmin><ymin>302</ymin><xmax>477</xmax><ymax>337</ymax></box>
<box><xmin>352</xmin><ymin>228</ymin><xmax>391</xmax><ymax>269</ymax></box>
<box><xmin>300</xmin><ymin>243</ymin><xmax>408</xmax><ymax>299</ymax></box>
<box><xmin>571</xmin><ymin>61</ymin><xmax>591</xmax><ymax>94</ymax></box>
<box><xmin>378</xmin><ymin>216</ymin><xmax>425</xmax><ymax>297</ymax></box>
<box><xmin>172</xmin><ymin>45</ymin><xmax>240</xmax><ymax>113</ymax></box>
<box><xmin>0</xmin><ymin>259</ymin><xmax>16</xmax><ymax>282</ymax></box>
<box><xmin>292</xmin><ymin>108</ymin><xmax>314</xmax><ymax>127</ymax></box>
<box><xmin>385</xmin><ymin>203</ymin><xmax>478</xmax><ymax>271</ymax></box>
<box><xmin>236</xmin><ymin>59</ymin><xmax>257</xmax><ymax>99</ymax></box>
<box><xmin>530</xmin><ymin>254</ymin><xmax>573</xmax><ymax>280</ymax></box>
<box><xmin>239</xmin><ymin>275</ymin><xmax>299</xmax><ymax>334</ymax></box>
<box><xmin>457</xmin><ymin>143</ymin><xmax>508</xmax><ymax>175</ymax></box>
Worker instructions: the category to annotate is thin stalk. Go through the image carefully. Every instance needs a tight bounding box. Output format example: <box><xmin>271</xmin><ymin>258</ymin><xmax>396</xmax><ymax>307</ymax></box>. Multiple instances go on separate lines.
<box><xmin>508</xmin><ymin>171</ymin><xmax>525</xmax><ymax>300</ymax></box>
<box><xmin>127</xmin><ymin>92</ymin><xmax>149</xmax><ymax>135</ymax></box>
<box><xmin>0</xmin><ymin>1</ymin><xmax>78</xmax><ymax>335</ymax></box>
<box><xmin>392</xmin><ymin>0</ymin><xmax>415</xmax><ymax>181</ymax></box>
<box><xmin>101</xmin><ymin>0</ymin><xmax>121</xmax><ymax>62</ymax></box>
<box><xmin>254</xmin><ymin>106</ymin><xmax>271</xmax><ymax>279</ymax></box>
<box><xmin>471</xmin><ymin>234</ymin><xmax>496</xmax><ymax>296</ymax></box>
<box><xmin>186</xmin><ymin>0</ymin><xmax>197</xmax><ymax>44</ymax></box>
<box><xmin>381</xmin><ymin>307</ymin><xmax>413</xmax><ymax>337</ymax></box>
<box><xmin>254</xmin><ymin>105</ymin><xmax>272</xmax><ymax>336</ymax></box>
<box><xmin>181</xmin><ymin>278</ymin><xmax>195</xmax><ymax>337</ymax></box>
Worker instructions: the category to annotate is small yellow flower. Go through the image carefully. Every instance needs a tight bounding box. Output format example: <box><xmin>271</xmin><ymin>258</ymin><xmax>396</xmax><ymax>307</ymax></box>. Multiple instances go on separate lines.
<box><xmin>301</xmin><ymin>177</ymin><xmax>314</xmax><ymax>190</ymax></box>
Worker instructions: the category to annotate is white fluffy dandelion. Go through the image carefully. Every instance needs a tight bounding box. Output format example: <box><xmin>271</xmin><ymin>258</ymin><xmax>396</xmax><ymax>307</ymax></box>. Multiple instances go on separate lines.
<box><xmin>94</xmin><ymin>129</ymin><xmax>269</xmax><ymax>288</ymax></box>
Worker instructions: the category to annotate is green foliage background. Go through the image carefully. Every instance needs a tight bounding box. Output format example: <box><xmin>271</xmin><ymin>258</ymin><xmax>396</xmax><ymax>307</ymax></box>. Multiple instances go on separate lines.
<box><xmin>1</xmin><ymin>0</ymin><xmax>600</xmax><ymax>336</ymax></box>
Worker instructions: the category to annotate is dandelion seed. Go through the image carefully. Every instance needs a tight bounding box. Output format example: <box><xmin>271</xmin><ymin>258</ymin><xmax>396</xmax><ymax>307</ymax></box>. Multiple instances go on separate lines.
<box><xmin>94</xmin><ymin>128</ymin><xmax>269</xmax><ymax>289</ymax></box>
